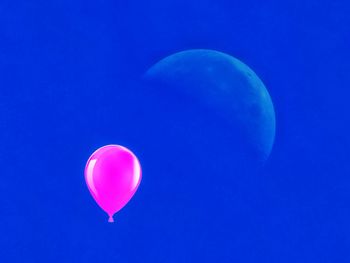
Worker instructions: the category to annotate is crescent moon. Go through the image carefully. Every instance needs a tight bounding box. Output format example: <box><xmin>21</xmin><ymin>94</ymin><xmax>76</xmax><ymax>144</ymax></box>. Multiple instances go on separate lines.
<box><xmin>145</xmin><ymin>49</ymin><xmax>276</xmax><ymax>162</ymax></box>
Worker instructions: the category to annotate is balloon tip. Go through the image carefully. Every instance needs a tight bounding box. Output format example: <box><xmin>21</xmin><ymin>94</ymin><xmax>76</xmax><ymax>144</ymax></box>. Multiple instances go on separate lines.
<box><xmin>108</xmin><ymin>216</ymin><xmax>114</xmax><ymax>223</ymax></box>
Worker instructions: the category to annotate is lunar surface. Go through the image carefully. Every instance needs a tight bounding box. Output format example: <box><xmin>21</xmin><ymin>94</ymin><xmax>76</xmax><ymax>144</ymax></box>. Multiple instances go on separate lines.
<box><xmin>145</xmin><ymin>49</ymin><xmax>276</xmax><ymax>162</ymax></box>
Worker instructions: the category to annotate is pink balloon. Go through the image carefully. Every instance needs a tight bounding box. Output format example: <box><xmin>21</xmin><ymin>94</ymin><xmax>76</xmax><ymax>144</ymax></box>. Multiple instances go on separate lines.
<box><xmin>84</xmin><ymin>145</ymin><xmax>142</xmax><ymax>222</ymax></box>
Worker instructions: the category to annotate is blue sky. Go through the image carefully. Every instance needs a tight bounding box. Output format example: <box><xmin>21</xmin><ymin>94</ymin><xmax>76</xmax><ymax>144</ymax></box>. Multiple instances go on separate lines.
<box><xmin>0</xmin><ymin>0</ymin><xmax>349</xmax><ymax>262</ymax></box>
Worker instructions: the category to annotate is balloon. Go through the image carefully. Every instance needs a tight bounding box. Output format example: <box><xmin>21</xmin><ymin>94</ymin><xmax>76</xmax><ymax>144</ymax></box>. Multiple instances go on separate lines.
<box><xmin>84</xmin><ymin>145</ymin><xmax>142</xmax><ymax>222</ymax></box>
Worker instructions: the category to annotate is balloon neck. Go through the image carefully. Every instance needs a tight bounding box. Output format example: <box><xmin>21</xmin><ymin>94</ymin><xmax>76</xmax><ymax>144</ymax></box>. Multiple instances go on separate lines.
<box><xmin>108</xmin><ymin>215</ymin><xmax>114</xmax><ymax>223</ymax></box>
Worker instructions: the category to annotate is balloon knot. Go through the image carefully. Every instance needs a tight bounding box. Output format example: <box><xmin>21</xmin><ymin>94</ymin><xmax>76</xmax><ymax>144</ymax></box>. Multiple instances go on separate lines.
<box><xmin>108</xmin><ymin>216</ymin><xmax>114</xmax><ymax>223</ymax></box>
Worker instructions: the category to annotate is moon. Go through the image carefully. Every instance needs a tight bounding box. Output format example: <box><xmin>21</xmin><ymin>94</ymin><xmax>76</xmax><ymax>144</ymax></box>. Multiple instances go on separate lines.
<box><xmin>144</xmin><ymin>49</ymin><xmax>276</xmax><ymax>163</ymax></box>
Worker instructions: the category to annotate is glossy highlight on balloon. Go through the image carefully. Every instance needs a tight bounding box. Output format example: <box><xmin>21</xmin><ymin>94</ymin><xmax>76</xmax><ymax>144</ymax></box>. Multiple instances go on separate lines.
<box><xmin>84</xmin><ymin>145</ymin><xmax>142</xmax><ymax>222</ymax></box>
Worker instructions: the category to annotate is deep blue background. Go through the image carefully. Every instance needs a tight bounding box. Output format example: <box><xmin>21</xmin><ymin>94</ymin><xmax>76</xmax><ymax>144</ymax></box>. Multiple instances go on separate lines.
<box><xmin>0</xmin><ymin>0</ymin><xmax>349</xmax><ymax>262</ymax></box>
